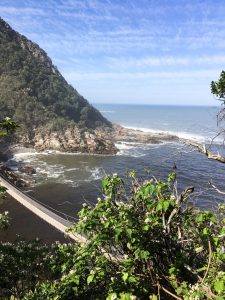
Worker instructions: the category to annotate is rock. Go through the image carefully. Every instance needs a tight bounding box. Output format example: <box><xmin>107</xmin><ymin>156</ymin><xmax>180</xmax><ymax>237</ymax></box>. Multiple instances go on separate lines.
<box><xmin>18</xmin><ymin>125</ymin><xmax>118</xmax><ymax>155</ymax></box>
<box><xmin>1</xmin><ymin>169</ymin><xmax>29</xmax><ymax>187</ymax></box>
<box><xmin>8</xmin><ymin>123</ymin><xmax>181</xmax><ymax>155</ymax></box>
<box><xmin>18</xmin><ymin>166</ymin><xmax>36</xmax><ymax>175</ymax></box>
<box><xmin>0</xmin><ymin>151</ymin><xmax>8</xmax><ymax>162</ymax></box>
<box><xmin>110</xmin><ymin>124</ymin><xmax>179</xmax><ymax>144</ymax></box>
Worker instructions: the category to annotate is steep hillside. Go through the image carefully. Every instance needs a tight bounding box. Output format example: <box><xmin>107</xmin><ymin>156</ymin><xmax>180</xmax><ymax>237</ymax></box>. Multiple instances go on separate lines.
<box><xmin>0</xmin><ymin>18</ymin><xmax>116</xmax><ymax>154</ymax></box>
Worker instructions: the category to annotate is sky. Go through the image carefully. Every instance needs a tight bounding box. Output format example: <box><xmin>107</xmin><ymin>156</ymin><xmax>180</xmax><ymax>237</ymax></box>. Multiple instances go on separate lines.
<box><xmin>1</xmin><ymin>0</ymin><xmax>225</xmax><ymax>106</ymax></box>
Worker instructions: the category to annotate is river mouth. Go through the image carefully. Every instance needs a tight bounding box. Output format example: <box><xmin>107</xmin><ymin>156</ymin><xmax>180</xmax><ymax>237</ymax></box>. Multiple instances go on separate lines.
<box><xmin>5</xmin><ymin>140</ymin><xmax>225</xmax><ymax>220</ymax></box>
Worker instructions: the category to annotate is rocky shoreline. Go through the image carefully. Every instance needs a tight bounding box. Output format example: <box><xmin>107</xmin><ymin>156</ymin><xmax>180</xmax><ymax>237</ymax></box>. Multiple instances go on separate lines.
<box><xmin>1</xmin><ymin>123</ymin><xmax>183</xmax><ymax>159</ymax></box>
<box><xmin>111</xmin><ymin>124</ymin><xmax>180</xmax><ymax>145</ymax></box>
<box><xmin>0</xmin><ymin>124</ymin><xmax>184</xmax><ymax>188</ymax></box>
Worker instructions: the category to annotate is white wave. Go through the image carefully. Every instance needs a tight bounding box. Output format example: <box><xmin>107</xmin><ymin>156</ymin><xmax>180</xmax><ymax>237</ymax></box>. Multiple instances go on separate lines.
<box><xmin>46</xmin><ymin>172</ymin><xmax>63</xmax><ymax>179</ymax></box>
<box><xmin>60</xmin><ymin>179</ymin><xmax>79</xmax><ymax>188</ymax></box>
<box><xmin>13</xmin><ymin>152</ymin><xmax>40</xmax><ymax>163</ymax></box>
<box><xmin>62</xmin><ymin>179</ymin><xmax>74</xmax><ymax>183</ymax></box>
<box><xmin>88</xmin><ymin>167</ymin><xmax>105</xmax><ymax>181</ymax></box>
<box><xmin>99</xmin><ymin>110</ymin><xmax>115</xmax><ymax>113</ymax></box>
<box><xmin>122</xmin><ymin>125</ymin><xmax>206</xmax><ymax>142</ymax></box>
<box><xmin>66</xmin><ymin>167</ymin><xmax>80</xmax><ymax>172</ymax></box>
<box><xmin>116</xmin><ymin>148</ymin><xmax>146</xmax><ymax>158</ymax></box>
<box><xmin>115</xmin><ymin>143</ymin><xmax>135</xmax><ymax>150</ymax></box>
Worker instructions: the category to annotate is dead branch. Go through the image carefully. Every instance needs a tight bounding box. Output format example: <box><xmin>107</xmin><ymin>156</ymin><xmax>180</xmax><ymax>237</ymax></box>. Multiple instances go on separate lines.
<box><xmin>166</xmin><ymin>186</ymin><xmax>194</xmax><ymax>233</ymax></box>
<box><xmin>202</xmin><ymin>241</ymin><xmax>212</xmax><ymax>283</ymax></box>
<box><xmin>209</xmin><ymin>180</ymin><xmax>225</xmax><ymax>195</ymax></box>
<box><xmin>160</xmin><ymin>286</ymin><xmax>182</xmax><ymax>300</ymax></box>
<box><xmin>186</xmin><ymin>140</ymin><xmax>225</xmax><ymax>163</ymax></box>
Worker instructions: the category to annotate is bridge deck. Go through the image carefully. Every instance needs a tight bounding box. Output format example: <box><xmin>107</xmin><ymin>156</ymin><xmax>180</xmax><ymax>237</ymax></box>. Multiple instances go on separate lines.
<box><xmin>0</xmin><ymin>175</ymin><xmax>86</xmax><ymax>244</ymax></box>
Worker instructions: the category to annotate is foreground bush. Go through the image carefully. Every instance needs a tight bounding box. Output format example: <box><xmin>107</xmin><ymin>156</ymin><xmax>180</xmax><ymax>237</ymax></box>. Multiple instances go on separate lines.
<box><xmin>23</xmin><ymin>172</ymin><xmax>225</xmax><ymax>300</ymax></box>
<box><xmin>0</xmin><ymin>239</ymin><xmax>52</xmax><ymax>299</ymax></box>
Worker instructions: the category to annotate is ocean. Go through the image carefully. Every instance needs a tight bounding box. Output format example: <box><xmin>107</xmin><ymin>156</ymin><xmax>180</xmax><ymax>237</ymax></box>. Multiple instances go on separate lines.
<box><xmin>9</xmin><ymin>104</ymin><xmax>225</xmax><ymax>220</ymax></box>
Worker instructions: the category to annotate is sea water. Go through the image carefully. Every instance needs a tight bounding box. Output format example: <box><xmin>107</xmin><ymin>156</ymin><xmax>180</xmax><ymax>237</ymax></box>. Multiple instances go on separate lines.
<box><xmin>10</xmin><ymin>104</ymin><xmax>225</xmax><ymax>218</ymax></box>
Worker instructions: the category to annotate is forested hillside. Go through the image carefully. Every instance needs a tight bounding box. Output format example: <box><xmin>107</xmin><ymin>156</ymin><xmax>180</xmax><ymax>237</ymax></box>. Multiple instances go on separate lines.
<box><xmin>0</xmin><ymin>17</ymin><xmax>111</xmax><ymax>132</ymax></box>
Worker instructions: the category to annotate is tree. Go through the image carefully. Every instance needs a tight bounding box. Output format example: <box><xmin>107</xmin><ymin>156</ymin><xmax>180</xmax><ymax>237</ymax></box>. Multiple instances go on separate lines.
<box><xmin>0</xmin><ymin>118</ymin><xmax>18</xmax><ymax>137</ymax></box>
<box><xmin>211</xmin><ymin>70</ymin><xmax>225</xmax><ymax>126</ymax></box>
<box><xmin>187</xmin><ymin>70</ymin><xmax>225</xmax><ymax>164</ymax></box>
<box><xmin>211</xmin><ymin>70</ymin><xmax>225</xmax><ymax>102</ymax></box>
<box><xmin>0</xmin><ymin>118</ymin><xmax>18</xmax><ymax>229</ymax></box>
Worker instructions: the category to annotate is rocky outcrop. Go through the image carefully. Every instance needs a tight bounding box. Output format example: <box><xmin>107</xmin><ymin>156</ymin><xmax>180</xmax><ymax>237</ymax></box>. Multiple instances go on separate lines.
<box><xmin>111</xmin><ymin>124</ymin><xmax>180</xmax><ymax>144</ymax></box>
<box><xmin>0</xmin><ymin>166</ymin><xmax>31</xmax><ymax>187</ymax></box>
<box><xmin>13</xmin><ymin>123</ymin><xmax>182</xmax><ymax>155</ymax></box>
<box><xmin>18</xmin><ymin>166</ymin><xmax>36</xmax><ymax>175</ymax></box>
<box><xmin>18</xmin><ymin>125</ymin><xmax>118</xmax><ymax>154</ymax></box>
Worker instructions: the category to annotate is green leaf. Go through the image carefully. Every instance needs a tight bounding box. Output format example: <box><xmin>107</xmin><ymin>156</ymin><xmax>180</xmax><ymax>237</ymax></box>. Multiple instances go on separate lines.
<box><xmin>203</xmin><ymin>227</ymin><xmax>208</xmax><ymax>235</ymax></box>
<box><xmin>142</xmin><ymin>225</ymin><xmax>149</xmax><ymax>231</ymax></box>
<box><xmin>156</xmin><ymin>201</ymin><xmax>163</xmax><ymax>211</ymax></box>
<box><xmin>176</xmin><ymin>287</ymin><xmax>183</xmax><ymax>295</ymax></box>
<box><xmin>128</xmin><ymin>276</ymin><xmax>137</xmax><ymax>283</ymax></box>
<box><xmin>163</xmin><ymin>200</ymin><xmax>170</xmax><ymax>212</ymax></box>
<box><xmin>106</xmin><ymin>293</ymin><xmax>117</xmax><ymax>300</ymax></box>
<box><xmin>87</xmin><ymin>274</ymin><xmax>94</xmax><ymax>285</ymax></box>
<box><xmin>169</xmin><ymin>266</ymin><xmax>178</xmax><ymax>276</ymax></box>
<box><xmin>127</xmin><ymin>242</ymin><xmax>132</xmax><ymax>250</ymax></box>
<box><xmin>120</xmin><ymin>293</ymin><xmax>134</xmax><ymax>300</ymax></box>
<box><xmin>144</xmin><ymin>184</ymin><xmax>154</xmax><ymax>195</ymax></box>
<box><xmin>122</xmin><ymin>272</ymin><xmax>129</xmax><ymax>282</ymax></box>
<box><xmin>214</xmin><ymin>280</ymin><xmax>224</xmax><ymax>293</ymax></box>
<box><xmin>197</xmin><ymin>214</ymin><xmax>203</xmax><ymax>223</ymax></box>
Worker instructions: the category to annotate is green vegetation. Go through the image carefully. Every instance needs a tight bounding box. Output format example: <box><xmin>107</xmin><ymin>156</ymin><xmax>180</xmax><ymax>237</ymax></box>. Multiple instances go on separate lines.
<box><xmin>211</xmin><ymin>70</ymin><xmax>225</xmax><ymax>101</ymax></box>
<box><xmin>0</xmin><ymin>17</ymin><xmax>111</xmax><ymax>134</ymax></box>
<box><xmin>0</xmin><ymin>173</ymin><xmax>224</xmax><ymax>299</ymax></box>
<box><xmin>0</xmin><ymin>118</ymin><xmax>18</xmax><ymax>229</ymax></box>
<box><xmin>211</xmin><ymin>71</ymin><xmax>225</xmax><ymax>127</ymax></box>
<box><xmin>0</xmin><ymin>240</ymin><xmax>52</xmax><ymax>298</ymax></box>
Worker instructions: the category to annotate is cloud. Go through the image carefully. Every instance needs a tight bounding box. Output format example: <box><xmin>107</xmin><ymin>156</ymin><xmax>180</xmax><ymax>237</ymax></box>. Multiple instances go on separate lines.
<box><xmin>0</xmin><ymin>5</ymin><xmax>47</xmax><ymax>16</ymax></box>
<box><xmin>107</xmin><ymin>55</ymin><xmax>225</xmax><ymax>68</ymax></box>
<box><xmin>63</xmin><ymin>69</ymin><xmax>220</xmax><ymax>81</ymax></box>
<box><xmin>1</xmin><ymin>0</ymin><xmax>225</xmax><ymax>105</ymax></box>
<box><xmin>2</xmin><ymin>0</ymin><xmax>225</xmax><ymax>57</ymax></box>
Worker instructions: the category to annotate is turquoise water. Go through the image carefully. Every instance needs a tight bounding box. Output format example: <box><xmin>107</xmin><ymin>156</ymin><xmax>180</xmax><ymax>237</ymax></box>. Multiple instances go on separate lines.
<box><xmin>10</xmin><ymin>104</ymin><xmax>225</xmax><ymax>218</ymax></box>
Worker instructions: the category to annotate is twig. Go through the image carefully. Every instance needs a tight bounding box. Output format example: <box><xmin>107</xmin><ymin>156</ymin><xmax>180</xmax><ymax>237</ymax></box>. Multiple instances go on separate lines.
<box><xmin>202</xmin><ymin>241</ymin><xmax>212</xmax><ymax>283</ymax></box>
<box><xmin>166</xmin><ymin>186</ymin><xmax>194</xmax><ymax>233</ymax></box>
<box><xmin>160</xmin><ymin>286</ymin><xmax>182</xmax><ymax>300</ymax></box>
<box><xmin>157</xmin><ymin>281</ymin><xmax>161</xmax><ymax>300</ymax></box>
<box><xmin>202</xmin><ymin>285</ymin><xmax>217</xmax><ymax>299</ymax></box>
<box><xmin>186</xmin><ymin>140</ymin><xmax>225</xmax><ymax>163</ymax></box>
<box><xmin>209</xmin><ymin>180</ymin><xmax>225</xmax><ymax>195</ymax></box>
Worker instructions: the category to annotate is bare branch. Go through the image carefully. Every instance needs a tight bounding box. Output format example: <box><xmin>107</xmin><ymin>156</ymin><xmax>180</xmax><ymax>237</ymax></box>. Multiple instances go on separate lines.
<box><xmin>160</xmin><ymin>286</ymin><xmax>182</xmax><ymax>300</ymax></box>
<box><xmin>166</xmin><ymin>186</ymin><xmax>194</xmax><ymax>233</ymax></box>
<box><xmin>202</xmin><ymin>241</ymin><xmax>212</xmax><ymax>283</ymax></box>
<box><xmin>186</xmin><ymin>140</ymin><xmax>225</xmax><ymax>163</ymax></box>
<box><xmin>209</xmin><ymin>180</ymin><xmax>225</xmax><ymax>195</ymax></box>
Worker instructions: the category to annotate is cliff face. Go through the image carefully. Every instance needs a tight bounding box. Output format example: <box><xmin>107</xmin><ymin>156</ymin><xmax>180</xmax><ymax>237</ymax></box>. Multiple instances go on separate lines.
<box><xmin>0</xmin><ymin>17</ymin><xmax>116</xmax><ymax>154</ymax></box>
<box><xmin>20</xmin><ymin>126</ymin><xmax>117</xmax><ymax>154</ymax></box>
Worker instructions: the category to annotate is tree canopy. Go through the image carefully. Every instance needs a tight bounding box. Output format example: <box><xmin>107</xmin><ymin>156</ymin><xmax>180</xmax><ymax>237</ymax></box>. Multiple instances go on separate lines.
<box><xmin>0</xmin><ymin>17</ymin><xmax>111</xmax><ymax>134</ymax></box>
<box><xmin>211</xmin><ymin>70</ymin><xmax>225</xmax><ymax>102</ymax></box>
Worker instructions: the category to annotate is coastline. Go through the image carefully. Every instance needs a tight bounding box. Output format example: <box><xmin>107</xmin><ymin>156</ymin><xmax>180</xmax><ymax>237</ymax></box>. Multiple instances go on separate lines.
<box><xmin>3</xmin><ymin>123</ymin><xmax>184</xmax><ymax>158</ymax></box>
<box><xmin>0</xmin><ymin>125</ymin><xmax>210</xmax><ymax>243</ymax></box>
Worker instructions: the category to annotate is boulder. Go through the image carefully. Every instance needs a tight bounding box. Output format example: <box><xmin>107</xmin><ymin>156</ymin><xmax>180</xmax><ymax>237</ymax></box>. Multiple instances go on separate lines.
<box><xmin>19</xmin><ymin>166</ymin><xmax>36</xmax><ymax>175</ymax></box>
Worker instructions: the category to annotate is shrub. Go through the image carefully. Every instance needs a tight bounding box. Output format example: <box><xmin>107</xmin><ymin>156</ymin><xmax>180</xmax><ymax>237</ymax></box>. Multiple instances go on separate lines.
<box><xmin>24</xmin><ymin>172</ymin><xmax>225</xmax><ymax>300</ymax></box>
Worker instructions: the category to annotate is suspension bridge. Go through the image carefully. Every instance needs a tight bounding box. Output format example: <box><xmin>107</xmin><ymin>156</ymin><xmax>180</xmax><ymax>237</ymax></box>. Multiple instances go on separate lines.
<box><xmin>0</xmin><ymin>173</ymin><xmax>86</xmax><ymax>243</ymax></box>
